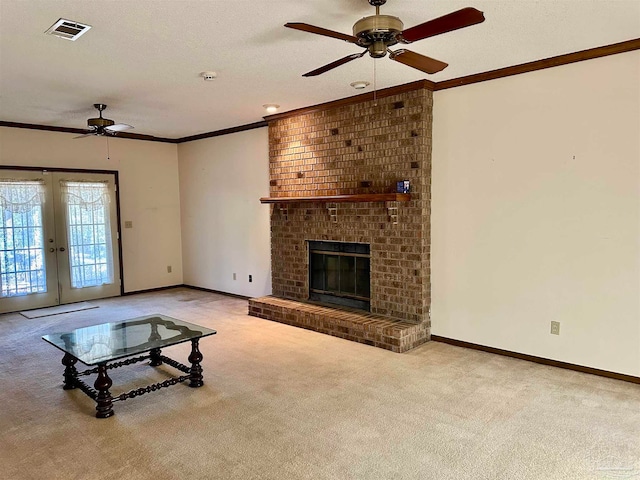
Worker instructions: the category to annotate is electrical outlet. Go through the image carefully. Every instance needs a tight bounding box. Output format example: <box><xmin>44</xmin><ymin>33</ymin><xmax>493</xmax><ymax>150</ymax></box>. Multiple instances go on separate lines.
<box><xmin>124</xmin><ymin>221</ymin><xmax>133</xmax><ymax>228</ymax></box>
<box><xmin>167</xmin><ymin>265</ymin><xmax>172</xmax><ymax>273</ymax></box>
<box><xmin>551</xmin><ymin>321</ymin><xmax>560</xmax><ymax>335</ymax></box>
<box><xmin>249</xmin><ymin>275</ymin><xmax>252</xmax><ymax>283</ymax></box>
<box><xmin>233</xmin><ymin>273</ymin><xmax>236</xmax><ymax>280</ymax></box>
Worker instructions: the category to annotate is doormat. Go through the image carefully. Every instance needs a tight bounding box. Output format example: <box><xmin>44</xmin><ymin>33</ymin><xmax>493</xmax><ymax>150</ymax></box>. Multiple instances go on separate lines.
<box><xmin>20</xmin><ymin>302</ymin><xmax>98</xmax><ymax>319</ymax></box>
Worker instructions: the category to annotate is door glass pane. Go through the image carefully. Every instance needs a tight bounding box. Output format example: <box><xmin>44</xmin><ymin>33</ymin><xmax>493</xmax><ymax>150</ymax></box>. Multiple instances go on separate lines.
<box><xmin>0</xmin><ymin>180</ymin><xmax>47</xmax><ymax>297</ymax></box>
<box><xmin>62</xmin><ymin>181</ymin><xmax>114</xmax><ymax>289</ymax></box>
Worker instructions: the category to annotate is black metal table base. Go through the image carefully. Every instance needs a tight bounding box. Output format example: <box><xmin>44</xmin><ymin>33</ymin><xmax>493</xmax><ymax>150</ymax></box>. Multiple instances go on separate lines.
<box><xmin>62</xmin><ymin>338</ymin><xmax>204</xmax><ymax>418</ymax></box>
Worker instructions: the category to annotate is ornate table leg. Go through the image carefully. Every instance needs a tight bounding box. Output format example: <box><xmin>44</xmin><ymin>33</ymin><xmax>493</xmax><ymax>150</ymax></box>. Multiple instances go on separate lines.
<box><xmin>148</xmin><ymin>322</ymin><xmax>161</xmax><ymax>342</ymax></box>
<box><xmin>94</xmin><ymin>363</ymin><xmax>114</xmax><ymax>418</ymax></box>
<box><xmin>188</xmin><ymin>338</ymin><xmax>203</xmax><ymax>388</ymax></box>
<box><xmin>149</xmin><ymin>348</ymin><xmax>163</xmax><ymax>366</ymax></box>
<box><xmin>61</xmin><ymin>353</ymin><xmax>78</xmax><ymax>390</ymax></box>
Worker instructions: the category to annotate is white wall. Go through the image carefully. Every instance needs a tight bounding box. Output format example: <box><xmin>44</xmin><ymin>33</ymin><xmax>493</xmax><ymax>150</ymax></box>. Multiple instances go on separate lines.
<box><xmin>178</xmin><ymin>128</ymin><xmax>271</xmax><ymax>297</ymax></box>
<box><xmin>431</xmin><ymin>51</ymin><xmax>640</xmax><ymax>376</ymax></box>
<box><xmin>0</xmin><ymin>127</ymin><xmax>183</xmax><ymax>292</ymax></box>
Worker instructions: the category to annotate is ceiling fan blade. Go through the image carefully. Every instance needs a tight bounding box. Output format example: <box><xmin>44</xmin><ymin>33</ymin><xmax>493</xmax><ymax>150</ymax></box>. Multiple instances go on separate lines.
<box><xmin>105</xmin><ymin>123</ymin><xmax>134</xmax><ymax>133</ymax></box>
<box><xmin>389</xmin><ymin>49</ymin><xmax>448</xmax><ymax>74</ymax></box>
<box><xmin>72</xmin><ymin>131</ymin><xmax>96</xmax><ymax>139</ymax></box>
<box><xmin>302</xmin><ymin>51</ymin><xmax>366</xmax><ymax>77</ymax></box>
<box><xmin>399</xmin><ymin>7</ymin><xmax>485</xmax><ymax>43</ymax></box>
<box><xmin>285</xmin><ymin>22</ymin><xmax>359</xmax><ymax>44</ymax></box>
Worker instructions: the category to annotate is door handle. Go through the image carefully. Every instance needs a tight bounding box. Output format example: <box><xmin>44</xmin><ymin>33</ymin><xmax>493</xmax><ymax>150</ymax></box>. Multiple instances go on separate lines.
<box><xmin>59</xmin><ymin>247</ymin><xmax>66</xmax><ymax>252</ymax></box>
<box><xmin>49</xmin><ymin>248</ymin><xmax>55</xmax><ymax>253</ymax></box>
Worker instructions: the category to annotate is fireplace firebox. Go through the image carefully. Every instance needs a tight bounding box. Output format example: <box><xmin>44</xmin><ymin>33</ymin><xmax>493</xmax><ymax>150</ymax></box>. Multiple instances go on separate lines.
<box><xmin>308</xmin><ymin>241</ymin><xmax>370</xmax><ymax>311</ymax></box>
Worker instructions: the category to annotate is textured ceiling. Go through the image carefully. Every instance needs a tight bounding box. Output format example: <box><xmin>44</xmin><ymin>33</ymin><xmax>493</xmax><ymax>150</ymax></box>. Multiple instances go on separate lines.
<box><xmin>0</xmin><ymin>0</ymin><xmax>638</xmax><ymax>139</ymax></box>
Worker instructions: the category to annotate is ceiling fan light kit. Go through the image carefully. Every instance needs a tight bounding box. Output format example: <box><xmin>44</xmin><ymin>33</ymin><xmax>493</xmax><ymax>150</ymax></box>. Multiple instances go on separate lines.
<box><xmin>285</xmin><ymin>0</ymin><xmax>485</xmax><ymax>76</ymax></box>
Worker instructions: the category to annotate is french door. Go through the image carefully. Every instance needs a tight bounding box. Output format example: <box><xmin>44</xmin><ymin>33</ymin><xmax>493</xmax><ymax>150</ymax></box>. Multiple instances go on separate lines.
<box><xmin>0</xmin><ymin>169</ymin><xmax>121</xmax><ymax>314</ymax></box>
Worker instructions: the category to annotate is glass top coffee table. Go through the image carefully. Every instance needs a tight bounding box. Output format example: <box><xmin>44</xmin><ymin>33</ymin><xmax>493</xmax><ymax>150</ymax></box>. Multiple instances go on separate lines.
<box><xmin>42</xmin><ymin>314</ymin><xmax>216</xmax><ymax>418</ymax></box>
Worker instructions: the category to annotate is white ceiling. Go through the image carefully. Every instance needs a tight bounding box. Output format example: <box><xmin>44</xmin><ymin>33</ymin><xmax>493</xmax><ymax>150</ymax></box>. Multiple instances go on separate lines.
<box><xmin>1</xmin><ymin>0</ymin><xmax>638</xmax><ymax>139</ymax></box>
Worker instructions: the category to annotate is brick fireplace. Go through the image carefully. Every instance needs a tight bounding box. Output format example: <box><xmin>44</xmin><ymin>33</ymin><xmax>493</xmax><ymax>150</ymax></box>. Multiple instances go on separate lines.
<box><xmin>249</xmin><ymin>84</ymin><xmax>432</xmax><ymax>352</ymax></box>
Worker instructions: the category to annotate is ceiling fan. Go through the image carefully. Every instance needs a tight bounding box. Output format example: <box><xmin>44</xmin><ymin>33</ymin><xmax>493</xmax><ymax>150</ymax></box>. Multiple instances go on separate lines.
<box><xmin>73</xmin><ymin>104</ymin><xmax>134</xmax><ymax>139</ymax></box>
<box><xmin>285</xmin><ymin>0</ymin><xmax>485</xmax><ymax>76</ymax></box>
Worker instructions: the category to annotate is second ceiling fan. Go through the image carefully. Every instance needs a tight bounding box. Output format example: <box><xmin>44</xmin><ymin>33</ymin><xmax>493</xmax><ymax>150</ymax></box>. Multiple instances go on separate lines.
<box><xmin>285</xmin><ymin>0</ymin><xmax>485</xmax><ymax>76</ymax></box>
<box><xmin>74</xmin><ymin>104</ymin><xmax>134</xmax><ymax>139</ymax></box>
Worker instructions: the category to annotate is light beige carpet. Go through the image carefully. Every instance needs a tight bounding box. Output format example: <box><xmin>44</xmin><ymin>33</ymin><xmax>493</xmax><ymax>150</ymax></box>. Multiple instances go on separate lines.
<box><xmin>1</xmin><ymin>287</ymin><xmax>638</xmax><ymax>480</ymax></box>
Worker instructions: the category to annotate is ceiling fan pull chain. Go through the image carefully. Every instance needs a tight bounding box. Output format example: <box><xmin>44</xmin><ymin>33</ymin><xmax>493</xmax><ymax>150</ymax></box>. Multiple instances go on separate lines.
<box><xmin>106</xmin><ymin>137</ymin><xmax>110</xmax><ymax>160</ymax></box>
<box><xmin>373</xmin><ymin>57</ymin><xmax>377</xmax><ymax>106</ymax></box>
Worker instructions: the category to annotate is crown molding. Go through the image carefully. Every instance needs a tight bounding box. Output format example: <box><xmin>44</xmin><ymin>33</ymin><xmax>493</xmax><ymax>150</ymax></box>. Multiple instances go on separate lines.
<box><xmin>175</xmin><ymin>121</ymin><xmax>268</xmax><ymax>143</ymax></box>
<box><xmin>0</xmin><ymin>121</ymin><xmax>178</xmax><ymax>143</ymax></box>
<box><xmin>435</xmin><ymin>37</ymin><xmax>640</xmax><ymax>91</ymax></box>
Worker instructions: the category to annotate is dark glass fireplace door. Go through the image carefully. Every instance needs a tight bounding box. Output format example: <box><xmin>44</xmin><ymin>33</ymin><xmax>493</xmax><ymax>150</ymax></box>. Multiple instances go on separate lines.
<box><xmin>309</xmin><ymin>242</ymin><xmax>370</xmax><ymax>311</ymax></box>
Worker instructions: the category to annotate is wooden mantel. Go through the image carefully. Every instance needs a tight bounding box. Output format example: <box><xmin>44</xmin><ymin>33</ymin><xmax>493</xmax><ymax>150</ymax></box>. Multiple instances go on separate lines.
<box><xmin>259</xmin><ymin>193</ymin><xmax>411</xmax><ymax>204</ymax></box>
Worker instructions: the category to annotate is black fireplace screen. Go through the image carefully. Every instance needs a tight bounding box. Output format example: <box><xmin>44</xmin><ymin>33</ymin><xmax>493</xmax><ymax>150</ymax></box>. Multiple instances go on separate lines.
<box><xmin>308</xmin><ymin>241</ymin><xmax>370</xmax><ymax>311</ymax></box>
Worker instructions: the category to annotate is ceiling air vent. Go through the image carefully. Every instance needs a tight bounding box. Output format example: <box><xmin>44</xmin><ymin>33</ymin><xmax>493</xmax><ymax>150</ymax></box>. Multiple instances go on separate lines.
<box><xmin>45</xmin><ymin>18</ymin><xmax>92</xmax><ymax>41</ymax></box>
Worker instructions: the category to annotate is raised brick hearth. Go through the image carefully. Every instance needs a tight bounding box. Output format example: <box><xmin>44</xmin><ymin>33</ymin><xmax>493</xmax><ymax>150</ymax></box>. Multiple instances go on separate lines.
<box><xmin>249</xmin><ymin>296</ymin><xmax>429</xmax><ymax>353</ymax></box>
<box><xmin>250</xmin><ymin>86</ymin><xmax>433</xmax><ymax>352</ymax></box>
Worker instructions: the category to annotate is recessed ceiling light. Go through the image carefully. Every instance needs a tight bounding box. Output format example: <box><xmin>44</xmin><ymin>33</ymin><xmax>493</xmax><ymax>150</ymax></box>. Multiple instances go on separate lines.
<box><xmin>45</xmin><ymin>18</ymin><xmax>91</xmax><ymax>41</ymax></box>
<box><xmin>263</xmin><ymin>104</ymin><xmax>280</xmax><ymax>114</ymax></box>
<box><xmin>350</xmin><ymin>81</ymin><xmax>370</xmax><ymax>90</ymax></box>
